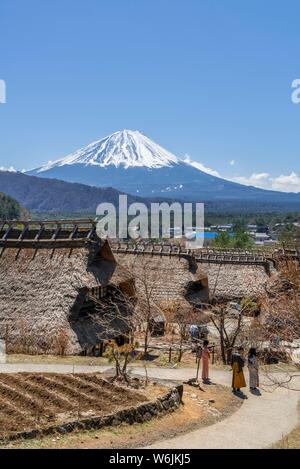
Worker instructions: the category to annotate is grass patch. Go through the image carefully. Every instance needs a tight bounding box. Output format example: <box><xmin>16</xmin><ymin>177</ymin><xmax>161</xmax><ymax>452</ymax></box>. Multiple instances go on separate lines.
<box><xmin>7</xmin><ymin>354</ymin><xmax>109</xmax><ymax>365</ymax></box>
<box><xmin>273</xmin><ymin>401</ymin><xmax>300</xmax><ymax>449</ymax></box>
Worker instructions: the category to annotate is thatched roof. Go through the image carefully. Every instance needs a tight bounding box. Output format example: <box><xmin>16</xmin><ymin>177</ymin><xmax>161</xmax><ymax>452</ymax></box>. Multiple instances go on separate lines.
<box><xmin>114</xmin><ymin>253</ymin><xmax>209</xmax><ymax>309</ymax></box>
<box><xmin>198</xmin><ymin>263</ymin><xmax>269</xmax><ymax>301</ymax></box>
<box><xmin>265</xmin><ymin>272</ymin><xmax>293</xmax><ymax>297</ymax></box>
<box><xmin>0</xmin><ymin>222</ymin><xmax>133</xmax><ymax>354</ymax></box>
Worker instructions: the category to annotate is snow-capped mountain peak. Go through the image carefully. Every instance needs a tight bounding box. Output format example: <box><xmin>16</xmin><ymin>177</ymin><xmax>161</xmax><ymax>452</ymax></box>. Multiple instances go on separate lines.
<box><xmin>36</xmin><ymin>129</ymin><xmax>180</xmax><ymax>172</ymax></box>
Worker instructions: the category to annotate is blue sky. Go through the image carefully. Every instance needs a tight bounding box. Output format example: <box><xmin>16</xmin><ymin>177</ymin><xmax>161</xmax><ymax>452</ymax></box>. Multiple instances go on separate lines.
<box><xmin>1</xmin><ymin>0</ymin><xmax>300</xmax><ymax>191</ymax></box>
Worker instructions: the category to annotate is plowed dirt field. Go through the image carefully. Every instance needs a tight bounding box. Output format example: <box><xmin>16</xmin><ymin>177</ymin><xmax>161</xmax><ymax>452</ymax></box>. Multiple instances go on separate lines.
<box><xmin>0</xmin><ymin>373</ymin><xmax>149</xmax><ymax>438</ymax></box>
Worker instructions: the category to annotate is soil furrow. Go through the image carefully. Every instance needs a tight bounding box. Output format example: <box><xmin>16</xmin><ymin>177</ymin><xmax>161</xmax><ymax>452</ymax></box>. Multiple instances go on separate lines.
<box><xmin>2</xmin><ymin>374</ymin><xmax>74</xmax><ymax>413</ymax></box>
<box><xmin>0</xmin><ymin>381</ymin><xmax>44</xmax><ymax>414</ymax></box>
<box><xmin>32</xmin><ymin>374</ymin><xmax>110</xmax><ymax>411</ymax></box>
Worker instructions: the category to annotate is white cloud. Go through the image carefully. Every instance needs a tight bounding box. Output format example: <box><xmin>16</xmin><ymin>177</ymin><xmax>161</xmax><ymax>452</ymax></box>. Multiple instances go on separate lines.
<box><xmin>183</xmin><ymin>154</ymin><xmax>221</xmax><ymax>177</ymax></box>
<box><xmin>182</xmin><ymin>154</ymin><xmax>300</xmax><ymax>192</ymax></box>
<box><xmin>271</xmin><ymin>172</ymin><xmax>300</xmax><ymax>192</ymax></box>
<box><xmin>233</xmin><ymin>172</ymin><xmax>271</xmax><ymax>189</ymax></box>
<box><xmin>184</xmin><ymin>152</ymin><xmax>300</xmax><ymax>193</ymax></box>
<box><xmin>0</xmin><ymin>166</ymin><xmax>17</xmax><ymax>173</ymax></box>
<box><xmin>232</xmin><ymin>171</ymin><xmax>300</xmax><ymax>193</ymax></box>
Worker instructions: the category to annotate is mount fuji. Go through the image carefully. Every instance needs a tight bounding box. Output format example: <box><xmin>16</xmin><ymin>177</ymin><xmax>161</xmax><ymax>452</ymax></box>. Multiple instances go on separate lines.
<box><xmin>27</xmin><ymin>130</ymin><xmax>300</xmax><ymax>204</ymax></box>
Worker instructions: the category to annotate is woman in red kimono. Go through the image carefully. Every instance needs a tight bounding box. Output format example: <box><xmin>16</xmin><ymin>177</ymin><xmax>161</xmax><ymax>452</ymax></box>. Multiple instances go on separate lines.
<box><xmin>202</xmin><ymin>340</ymin><xmax>211</xmax><ymax>382</ymax></box>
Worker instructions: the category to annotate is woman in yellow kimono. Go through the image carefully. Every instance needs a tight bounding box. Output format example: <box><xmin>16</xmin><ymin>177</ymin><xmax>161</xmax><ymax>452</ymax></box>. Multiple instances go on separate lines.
<box><xmin>231</xmin><ymin>347</ymin><xmax>246</xmax><ymax>392</ymax></box>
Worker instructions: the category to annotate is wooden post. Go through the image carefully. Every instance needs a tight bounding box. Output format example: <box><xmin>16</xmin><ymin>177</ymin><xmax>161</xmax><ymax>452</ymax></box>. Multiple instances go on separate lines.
<box><xmin>195</xmin><ymin>344</ymin><xmax>202</xmax><ymax>382</ymax></box>
<box><xmin>5</xmin><ymin>324</ymin><xmax>8</xmax><ymax>355</ymax></box>
<box><xmin>195</xmin><ymin>354</ymin><xmax>201</xmax><ymax>382</ymax></box>
<box><xmin>168</xmin><ymin>347</ymin><xmax>172</xmax><ymax>363</ymax></box>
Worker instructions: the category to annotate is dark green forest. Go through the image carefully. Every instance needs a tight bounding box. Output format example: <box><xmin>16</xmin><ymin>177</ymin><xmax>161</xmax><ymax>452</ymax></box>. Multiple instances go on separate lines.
<box><xmin>0</xmin><ymin>192</ymin><xmax>21</xmax><ymax>220</ymax></box>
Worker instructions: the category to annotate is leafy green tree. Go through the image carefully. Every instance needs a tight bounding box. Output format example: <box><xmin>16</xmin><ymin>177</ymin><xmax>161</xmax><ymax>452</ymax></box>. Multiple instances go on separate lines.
<box><xmin>232</xmin><ymin>220</ymin><xmax>247</xmax><ymax>233</ymax></box>
<box><xmin>212</xmin><ymin>231</ymin><xmax>232</xmax><ymax>248</ymax></box>
<box><xmin>213</xmin><ymin>228</ymin><xmax>254</xmax><ymax>249</ymax></box>
<box><xmin>0</xmin><ymin>192</ymin><xmax>21</xmax><ymax>220</ymax></box>
<box><xmin>232</xmin><ymin>230</ymin><xmax>255</xmax><ymax>249</ymax></box>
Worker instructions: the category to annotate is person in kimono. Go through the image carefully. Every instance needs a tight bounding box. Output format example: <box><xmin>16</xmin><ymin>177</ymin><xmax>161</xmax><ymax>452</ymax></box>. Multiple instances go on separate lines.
<box><xmin>231</xmin><ymin>347</ymin><xmax>246</xmax><ymax>392</ymax></box>
<box><xmin>202</xmin><ymin>340</ymin><xmax>211</xmax><ymax>382</ymax></box>
<box><xmin>247</xmin><ymin>347</ymin><xmax>259</xmax><ymax>390</ymax></box>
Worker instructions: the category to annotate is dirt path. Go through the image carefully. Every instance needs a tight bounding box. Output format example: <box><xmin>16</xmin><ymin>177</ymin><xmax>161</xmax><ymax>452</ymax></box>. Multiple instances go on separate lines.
<box><xmin>135</xmin><ymin>367</ymin><xmax>300</xmax><ymax>449</ymax></box>
<box><xmin>146</xmin><ymin>384</ymin><xmax>300</xmax><ymax>449</ymax></box>
<box><xmin>0</xmin><ymin>363</ymin><xmax>299</xmax><ymax>448</ymax></box>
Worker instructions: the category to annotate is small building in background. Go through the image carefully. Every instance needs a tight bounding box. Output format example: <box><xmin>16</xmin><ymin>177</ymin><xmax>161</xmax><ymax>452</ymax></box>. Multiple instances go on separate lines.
<box><xmin>253</xmin><ymin>232</ymin><xmax>271</xmax><ymax>245</ymax></box>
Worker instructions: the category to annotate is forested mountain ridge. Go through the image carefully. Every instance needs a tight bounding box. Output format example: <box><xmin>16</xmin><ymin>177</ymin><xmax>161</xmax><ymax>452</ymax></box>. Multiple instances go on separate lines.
<box><xmin>0</xmin><ymin>170</ymin><xmax>148</xmax><ymax>213</ymax></box>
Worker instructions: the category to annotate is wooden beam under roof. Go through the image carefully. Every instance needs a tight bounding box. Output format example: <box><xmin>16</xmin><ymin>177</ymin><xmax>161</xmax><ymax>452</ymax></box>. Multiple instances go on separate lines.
<box><xmin>34</xmin><ymin>224</ymin><xmax>45</xmax><ymax>240</ymax></box>
<box><xmin>10</xmin><ymin>219</ymin><xmax>96</xmax><ymax>226</ymax></box>
<box><xmin>18</xmin><ymin>223</ymin><xmax>29</xmax><ymax>240</ymax></box>
<box><xmin>0</xmin><ymin>237</ymin><xmax>100</xmax><ymax>249</ymax></box>
<box><xmin>1</xmin><ymin>223</ymin><xmax>13</xmax><ymax>240</ymax></box>
<box><xmin>87</xmin><ymin>225</ymin><xmax>96</xmax><ymax>239</ymax></box>
<box><xmin>51</xmin><ymin>223</ymin><xmax>61</xmax><ymax>240</ymax></box>
<box><xmin>69</xmin><ymin>224</ymin><xmax>79</xmax><ymax>239</ymax></box>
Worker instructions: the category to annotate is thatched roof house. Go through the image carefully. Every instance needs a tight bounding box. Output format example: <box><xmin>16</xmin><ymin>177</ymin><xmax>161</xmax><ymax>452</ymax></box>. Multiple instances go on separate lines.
<box><xmin>112</xmin><ymin>243</ymin><xmax>271</xmax><ymax>303</ymax></box>
<box><xmin>114</xmin><ymin>252</ymin><xmax>209</xmax><ymax>308</ymax></box>
<box><xmin>0</xmin><ymin>220</ymin><xmax>134</xmax><ymax>354</ymax></box>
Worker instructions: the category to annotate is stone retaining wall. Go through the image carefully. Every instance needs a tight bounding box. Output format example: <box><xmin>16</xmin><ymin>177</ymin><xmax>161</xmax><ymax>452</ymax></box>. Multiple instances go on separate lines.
<box><xmin>1</xmin><ymin>384</ymin><xmax>183</xmax><ymax>442</ymax></box>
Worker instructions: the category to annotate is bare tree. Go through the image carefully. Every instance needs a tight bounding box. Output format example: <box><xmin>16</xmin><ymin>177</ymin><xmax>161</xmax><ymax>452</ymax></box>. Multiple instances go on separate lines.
<box><xmin>90</xmin><ymin>284</ymin><xmax>140</xmax><ymax>384</ymax></box>
<box><xmin>55</xmin><ymin>328</ymin><xmax>70</xmax><ymax>356</ymax></box>
<box><xmin>257</xmin><ymin>259</ymin><xmax>300</xmax><ymax>390</ymax></box>
<box><xmin>260</xmin><ymin>259</ymin><xmax>300</xmax><ymax>343</ymax></box>
<box><xmin>117</xmin><ymin>255</ymin><xmax>163</xmax><ymax>357</ymax></box>
<box><xmin>161</xmin><ymin>299</ymin><xmax>198</xmax><ymax>362</ymax></box>
<box><xmin>136</xmin><ymin>257</ymin><xmax>162</xmax><ymax>356</ymax></box>
<box><xmin>209</xmin><ymin>298</ymin><xmax>258</xmax><ymax>364</ymax></box>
